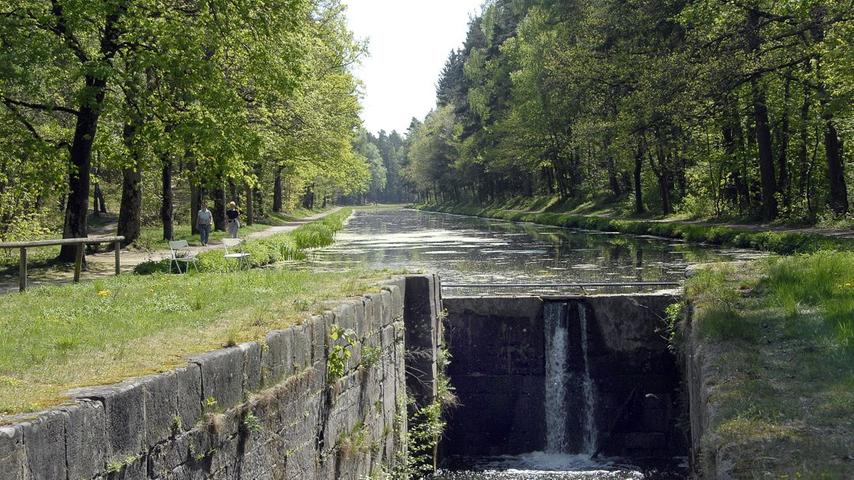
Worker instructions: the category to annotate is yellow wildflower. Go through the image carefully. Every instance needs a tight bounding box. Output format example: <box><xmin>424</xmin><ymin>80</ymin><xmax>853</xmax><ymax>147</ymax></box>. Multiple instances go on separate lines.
<box><xmin>97</xmin><ymin>290</ymin><xmax>111</xmax><ymax>298</ymax></box>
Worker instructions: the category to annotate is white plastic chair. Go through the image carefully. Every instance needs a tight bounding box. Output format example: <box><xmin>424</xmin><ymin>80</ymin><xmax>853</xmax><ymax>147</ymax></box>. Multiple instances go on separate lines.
<box><xmin>168</xmin><ymin>240</ymin><xmax>199</xmax><ymax>273</ymax></box>
<box><xmin>222</xmin><ymin>238</ymin><xmax>250</xmax><ymax>271</ymax></box>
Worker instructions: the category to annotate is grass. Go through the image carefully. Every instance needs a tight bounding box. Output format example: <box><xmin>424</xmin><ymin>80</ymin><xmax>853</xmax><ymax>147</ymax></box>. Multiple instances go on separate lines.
<box><xmin>0</xmin><ymin>267</ymin><xmax>389</xmax><ymax>416</ymax></box>
<box><xmin>684</xmin><ymin>252</ymin><xmax>854</xmax><ymax>478</ymax></box>
<box><xmin>421</xmin><ymin>201</ymin><xmax>854</xmax><ymax>255</ymax></box>
<box><xmin>136</xmin><ymin>222</ymin><xmax>271</xmax><ymax>251</ymax></box>
<box><xmin>0</xmin><ymin>206</ymin><xmax>377</xmax><ymax>416</ymax></box>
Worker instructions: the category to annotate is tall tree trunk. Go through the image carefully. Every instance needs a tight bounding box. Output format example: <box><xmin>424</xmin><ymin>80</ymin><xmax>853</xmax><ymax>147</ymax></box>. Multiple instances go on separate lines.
<box><xmin>118</xmin><ymin>167</ymin><xmax>142</xmax><ymax>246</ymax></box>
<box><xmin>92</xmin><ymin>182</ymin><xmax>105</xmax><ymax>216</ymax></box>
<box><xmin>212</xmin><ymin>184</ymin><xmax>226</xmax><ymax>231</ymax></box>
<box><xmin>190</xmin><ymin>183</ymin><xmax>202</xmax><ymax>235</ymax></box>
<box><xmin>161</xmin><ymin>157</ymin><xmax>173</xmax><ymax>241</ymax></box>
<box><xmin>633</xmin><ymin>144</ymin><xmax>645</xmax><ymax>214</ymax></box>
<box><xmin>747</xmin><ymin>9</ymin><xmax>777</xmax><ymax>221</ymax></box>
<box><xmin>810</xmin><ymin>5</ymin><xmax>849</xmax><ymax>215</ymax></box>
<box><xmin>273</xmin><ymin>168</ymin><xmax>283</xmax><ymax>212</ymax></box>
<box><xmin>58</xmin><ymin>76</ymin><xmax>105</xmax><ymax>261</ymax></box>
<box><xmin>228</xmin><ymin>180</ymin><xmax>238</xmax><ymax>205</ymax></box>
<box><xmin>118</xmin><ymin>116</ymin><xmax>142</xmax><ymax>246</ymax></box>
<box><xmin>245</xmin><ymin>184</ymin><xmax>254</xmax><ymax>226</ymax></box>
<box><xmin>605</xmin><ymin>149</ymin><xmax>621</xmax><ymax>197</ymax></box>
<box><xmin>58</xmin><ymin>0</ymin><xmax>127</xmax><ymax>260</ymax></box>
<box><xmin>751</xmin><ymin>77</ymin><xmax>778</xmax><ymax>221</ymax></box>
<box><xmin>824</xmin><ymin>119</ymin><xmax>848</xmax><ymax>215</ymax></box>
<box><xmin>776</xmin><ymin>75</ymin><xmax>792</xmax><ymax>212</ymax></box>
<box><xmin>797</xmin><ymin>83</ymin><xmax>811</xmax><ymax>203</ymax></box>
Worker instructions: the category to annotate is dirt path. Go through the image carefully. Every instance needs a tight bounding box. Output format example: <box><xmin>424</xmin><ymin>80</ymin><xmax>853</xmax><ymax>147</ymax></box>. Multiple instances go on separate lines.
<box><xmin>0</xmin><ymin>208</ymin><xmax>343</xmax><ymax>294</ymax></box>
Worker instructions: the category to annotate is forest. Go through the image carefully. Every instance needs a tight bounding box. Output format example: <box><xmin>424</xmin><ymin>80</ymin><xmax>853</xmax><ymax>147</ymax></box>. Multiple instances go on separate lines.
<box><xmin>2</xmin><ymin>0</ymin><xmax>852</xmax><ymax>261</ymax></box>
<box><xmin>0</xmin><ymin>0</ymin><xmax>375</xmax><ymax>259</ymax></box>
<box><xmin>402</xmin><ymin>0</ymin><xmax>853</xmax><ymax>224</ymax></box>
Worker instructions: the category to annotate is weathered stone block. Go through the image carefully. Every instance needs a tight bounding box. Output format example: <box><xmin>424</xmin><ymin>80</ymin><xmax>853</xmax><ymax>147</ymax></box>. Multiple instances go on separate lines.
<box><xmin>379</xmin><ymin>290</ymin><xmax>393</xmax><ymax>327</ymax></box>
<box><xmin>191</xmin><ymin>347</ymin><xmax>244</xmax><ymax>409</ymax></box>
<box><xmin>334</xmin><ymin>302</ymin><xmax>356</xmax><ymax>333</ymax></box>
<box><xmin>310</xmin><ymin>314</ymin><xmax>327</xmax><ymax>367</ymax></box>
<box><xmin>0</xmin><ymin>424</ymin><xmax>26</xmax><ymax>480</ymax></box>
<box><xmin>262</xmin><ymin>329</ymin><xmax>293</xmax><ymax>386</ymax></box>
<box><xmin>351</xmin><ymin>300</ymin><xmax>367</xmax><ymax>340</ymax></box>
<box><xmin>240</xmin><ymin>342</ymin><xmax>263</xmax><ymax>393</ymax></box>
<box><xmin>70</xmin><ymin>380</ymin><xmax>146</xmax><ymax>460</ymax></box>
<box><xmin>62</xmin><ymin>400</ymin><xmax>107</xmax><ymax>479</ymax></box>
<box><xmin>363</xmin><ymin>295</ymin><xmax>378</xmax><ymax>337</ymax></box>
<box><xmin>175</xmin><ymin>363</ymin><xmax>203</xmax><ymax>431</ymax></box>
<box><xmin>23</xmin><ymin>410</ymin><xmax>67</xmax><ymax>480</ymax></box>
<box><xmin>139</xmin><ymin>372</ymin><xmax>178</xmax><ymax>448</ymax></box>
<box><xmin>381</xmin><ymin>277</ymin><xmax>405</xmax><ymax>322</ymax></box>
<box><xmin>404</xmin><ymin>275</ymin><xmax>437</xmax><ymax>349</ymax></box>
<box><xmin>291</xmin><ymin>324</ymin><xmax>311</xmax><ymax>372</ymax></box>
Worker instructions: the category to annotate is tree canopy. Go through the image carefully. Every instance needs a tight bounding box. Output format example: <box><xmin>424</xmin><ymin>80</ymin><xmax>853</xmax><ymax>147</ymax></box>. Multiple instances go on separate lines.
<box><xmin>405</xmin><ymin>0</ymin><xmax>853</xmax><ymax>223</ymax></box>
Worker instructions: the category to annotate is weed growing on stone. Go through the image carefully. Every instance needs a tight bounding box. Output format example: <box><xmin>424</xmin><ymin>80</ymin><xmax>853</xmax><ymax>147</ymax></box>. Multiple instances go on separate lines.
<box><xmin>327</xmin><ymin>324</ymin><xmax>357</xmax><ymax>381</ymax></box>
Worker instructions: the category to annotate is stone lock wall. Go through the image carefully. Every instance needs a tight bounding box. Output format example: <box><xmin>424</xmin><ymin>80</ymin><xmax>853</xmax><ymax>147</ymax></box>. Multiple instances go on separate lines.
<box><xmin>441</xmin><ymin>294</ymin><xmax>685</xmax><ymax>462</ymax></box>
<box><xmin>0</xmin><ymin>274</ymin><xmax>443</xmax><ymax>480</ymax></box>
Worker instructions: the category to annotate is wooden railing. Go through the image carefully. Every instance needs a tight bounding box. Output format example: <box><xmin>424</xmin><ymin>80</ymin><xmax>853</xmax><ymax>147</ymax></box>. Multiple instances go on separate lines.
<box><xmin>0</xmin><ymin>236</ymin><xmax>125</xmax><ymax>292</ymax></box>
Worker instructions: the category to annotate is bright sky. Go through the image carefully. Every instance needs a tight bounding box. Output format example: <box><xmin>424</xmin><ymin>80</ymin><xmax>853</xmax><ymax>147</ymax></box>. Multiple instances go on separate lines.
<box><xmin>344</xmin><ymin>0</ymin><xmax>484</xmax><ymax>134</ymax></box>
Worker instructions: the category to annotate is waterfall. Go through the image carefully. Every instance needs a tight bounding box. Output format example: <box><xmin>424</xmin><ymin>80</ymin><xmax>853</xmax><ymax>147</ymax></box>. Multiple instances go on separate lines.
<box><xmin>578</xmin><ymin>303</ymin><xmax>598</xmax><ymax>454</ymax></box>
<box><xmin>544</xmin><ymin>302</ymin><xmax>598</xmax><ymax>456</ymax></box>
<box><xmin>544</xmin><ymin>302</ymin><xmax>568</xmax><ymax>453</ymax></box>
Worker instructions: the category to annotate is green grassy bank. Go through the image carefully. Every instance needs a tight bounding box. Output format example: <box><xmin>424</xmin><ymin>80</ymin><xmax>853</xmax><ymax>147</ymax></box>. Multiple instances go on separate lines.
<box><xmin>421</xmin><ymin>201</ymin><xmax>854</xmax><ymax>255</ymax></box>
<box><xmin>681</xmin><ymin>252</ymin><xmax>853</xmax><ymax>477</ymax></box>
<box><xmin>0</xmin><ymin>207</ymin><xmax>386</xmax><ymax>416</ymax></box>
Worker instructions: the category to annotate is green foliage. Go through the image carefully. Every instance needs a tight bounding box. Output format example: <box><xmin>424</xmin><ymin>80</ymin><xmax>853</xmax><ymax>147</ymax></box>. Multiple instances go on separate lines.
<box><xmin>327</xmin><ymin>324</ymin><xmax>357</xmax><ymax>381</ymax></box>
<box><xmin>406</xmin><ymin>0</ymin><xmax>853</xmax><ymax>223</ymax></box>
<box><xmin>242</xmin><ymin>411</ymin><xmax>262</xmax><ymax>434</ymax></box>
<box><xmin>0</xmin><ymin>0</ymin><xmax>371</xmax><ymax>248</ymax></box>
<box><xmin>360</xmin><ymin>345</ymin><xmax>382</xmax><ymax>369</ymax></box>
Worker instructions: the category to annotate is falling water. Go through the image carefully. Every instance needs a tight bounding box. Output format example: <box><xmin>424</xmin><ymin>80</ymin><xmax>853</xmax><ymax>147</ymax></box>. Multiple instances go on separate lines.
<box><xmin>578</xmin><ymin>303</ymin><xmax>598</xmax><ymax>454</ymax></box>
<box><xmin>544</xmin><ymin>302</ymin><xmax>569</xmax><ymax>453</ymax></box>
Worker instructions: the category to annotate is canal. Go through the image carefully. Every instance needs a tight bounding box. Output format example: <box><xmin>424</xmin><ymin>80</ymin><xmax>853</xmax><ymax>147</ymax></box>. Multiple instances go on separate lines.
<box><xmin>310</xmin><ymin>208</ymin><xmax>762</xmax><ymax>296</ymax></box>
<box><xmin>310</xmin><ymin>208</ymin><xmax>760</xmax><ymax>479</ymax></box>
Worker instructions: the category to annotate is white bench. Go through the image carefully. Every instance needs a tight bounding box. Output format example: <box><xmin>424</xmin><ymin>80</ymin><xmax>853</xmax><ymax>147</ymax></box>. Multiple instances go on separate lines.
<box><xmin>168</xmin><ymin>240</ymin><xmax>199</xmax><ymax>273</ymax></box>
<box><xmin>222</xmin><ymin>238</ymin><xmax>250</xmax><ymax>270</ymax></box>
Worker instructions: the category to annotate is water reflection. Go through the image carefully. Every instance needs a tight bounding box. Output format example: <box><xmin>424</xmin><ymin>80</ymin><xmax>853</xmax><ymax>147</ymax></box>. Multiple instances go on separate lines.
<box><xmin>310</xmin><ymin>209</ymin><xmax>762</xmax><ymax>295</ymax></box>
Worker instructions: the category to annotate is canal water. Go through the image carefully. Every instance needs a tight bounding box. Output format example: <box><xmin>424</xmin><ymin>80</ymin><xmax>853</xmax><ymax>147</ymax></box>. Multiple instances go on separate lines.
<box><xmin>310</xmin><ymin>208</ymin><xmax>758</xmax><ymax>478</ymax></box>
<box><xmin>310</xmin><ymin>208</ymin><xmax>761</xmax><ymax>296</ymax></box>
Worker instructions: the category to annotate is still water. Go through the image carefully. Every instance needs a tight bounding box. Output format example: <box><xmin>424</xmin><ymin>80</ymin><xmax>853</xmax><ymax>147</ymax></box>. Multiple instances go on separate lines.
<box><xmin>310</xmin><ymin>208</ymin><xmax>761</xmax><ymax>296</ymax></box>
<box><xmin>310</xmin><ymin>208</ymin><xmax>758</xmax><ymax>478</ymax></box>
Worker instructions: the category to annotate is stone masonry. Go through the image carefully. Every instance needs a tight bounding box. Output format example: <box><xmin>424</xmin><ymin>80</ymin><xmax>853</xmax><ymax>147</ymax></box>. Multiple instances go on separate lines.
<box><xmin>0</xmin><ymin>275</ymin><xmax>442</xmax><ymax>480</ymax></box>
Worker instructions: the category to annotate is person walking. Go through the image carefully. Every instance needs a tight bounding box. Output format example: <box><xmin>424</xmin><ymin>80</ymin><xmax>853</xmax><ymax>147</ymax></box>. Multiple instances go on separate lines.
<box><xmin>226</xmin><ymin>201</ymin><xmax>241</xmax><ymax>238</ymax></box>
<box><xmin>197</xmin><ymin>202</ymin><xmax>213</xmax><ymax>246</ymax></box>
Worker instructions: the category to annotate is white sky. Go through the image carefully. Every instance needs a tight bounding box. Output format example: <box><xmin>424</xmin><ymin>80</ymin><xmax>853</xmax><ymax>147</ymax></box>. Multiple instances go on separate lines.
<box><xmin>344</xmin><ymin>0</ymin><xmax>484</xmax><ymax>134</ymax></box>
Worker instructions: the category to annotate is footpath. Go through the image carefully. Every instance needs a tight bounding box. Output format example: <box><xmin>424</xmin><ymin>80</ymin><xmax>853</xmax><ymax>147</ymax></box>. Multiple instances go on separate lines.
<box><xmin>0</xmin><ymin>207</ymin><xmax>342</xmax><ymax>294</ymax></box>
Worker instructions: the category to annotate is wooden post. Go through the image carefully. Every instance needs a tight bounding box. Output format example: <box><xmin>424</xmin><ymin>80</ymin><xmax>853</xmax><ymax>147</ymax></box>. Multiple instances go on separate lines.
<box><xmin>73</xmin><ymin>243</ymin><xmax>83</xmax><ymax>283</ymax></box>
<box><xmin>19</xmin><ymin>247</ymin><xmax>27</xmax><ymax>292</ymax></box>
<box><xmin>114</xmin><ymin>241</ymin><xmax>121</xmax><ymax>276</ymax></box>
